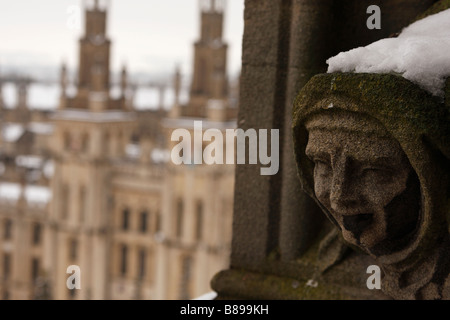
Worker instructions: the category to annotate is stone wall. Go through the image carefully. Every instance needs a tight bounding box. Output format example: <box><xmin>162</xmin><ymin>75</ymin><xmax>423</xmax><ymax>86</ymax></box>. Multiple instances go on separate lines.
<box><xmin>212</xmin><ymin>0</ymin><xmax>439</xmax><ymax>299</ymax></box>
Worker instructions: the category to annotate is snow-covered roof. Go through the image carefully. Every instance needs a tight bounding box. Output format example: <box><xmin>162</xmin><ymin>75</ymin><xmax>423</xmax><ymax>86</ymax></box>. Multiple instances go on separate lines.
<box><xmin>27</xmin><ymin>122</ymin><xmax>54</xmax><ymax>135</ymax></box>
<box><xmin>52</xmin><ymin>109</ymin><xmax>136</xmax><ymax>122</ymax></box>
<box><xmin>2</xmin><ymin>83</ymin><xmax>59</xmax><ymax>110</ymax></box>
<box><xmin>1</xmin><ymin>122</ymin><xmax>54</xmax><ymax>143</ymax></box>
<box><xmin>66</xmin><ymin>84</ymin><xmax>77</xmax><ymax>98</ymax></box>
<box><xmin>0</xmin><ymin>182</ymin><xmax>52</xmax><ymax>206</ymax></box>
<box><xmin>2</xmin><ymin>81</ymin><xmax>188</xmax><ymax>111</ymax></box>
<box><xmin>2</xmin><ymin>83</ymin><xmax>17</xmax><ymax>109</ymax></box>
<box><xmin>327</xmin><ymin>9</ymin><xmax>450</xmax><ymax>98</ymax></box>
<box><xmin>124</xmin><ymin>144</ymin><xmax>170</xmax><ymax>164</ymax></box>
<box><xmin>2</xmin><ymin>123</ymin><xmax>25</xmax><ymax>142</ymax></box>
<box><xmin>28</xmin><ymin>83</ymin><xmax>59</xmax><ymax>110</ymax></box>
<box><xmin>134</xmin><ymin>86</ymin><xmax>187</xmax><ymax>110</ymax></box>
<box><xmin>0</xmin><ymin>183</ymin><xmax>20</xmax><ymax>200</ymax></box>
<box><xmin>134</xmin><ymin>87</ymin><xmax>159</xmax><ymax>110</ymax></box>
<box><xmin>16</xmin><ymin>155</ymin><xmax>43</xmax><ymax>169</ymax></box>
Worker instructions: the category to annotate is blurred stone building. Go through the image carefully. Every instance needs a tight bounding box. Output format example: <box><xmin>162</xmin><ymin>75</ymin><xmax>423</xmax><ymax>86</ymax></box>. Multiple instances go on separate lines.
<box><xmin>0</xmin><ymin>0</ymin><xmax>236</xmax><ymax>300</ymax></box>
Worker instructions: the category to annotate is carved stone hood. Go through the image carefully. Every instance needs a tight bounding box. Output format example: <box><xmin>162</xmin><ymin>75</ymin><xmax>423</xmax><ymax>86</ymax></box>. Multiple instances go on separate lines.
<box><xmin>292</xmin><ymin>72</ymin><xmax>450</xmax><ymax>272</ymax></box>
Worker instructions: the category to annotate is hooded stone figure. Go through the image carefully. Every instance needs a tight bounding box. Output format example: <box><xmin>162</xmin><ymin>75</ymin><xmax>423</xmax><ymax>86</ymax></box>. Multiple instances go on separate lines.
<box><xmin>292</xmin><ymin>72</ymin><xmax>450</xmax><ymax>300</ymax></box>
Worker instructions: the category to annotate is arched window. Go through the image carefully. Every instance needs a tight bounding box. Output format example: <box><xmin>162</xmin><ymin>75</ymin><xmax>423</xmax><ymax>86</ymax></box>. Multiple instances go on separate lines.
<box><xmin>61</xmin><ymin>184</ymin><xmax>69</xmax><ymax>220</ymax></box>
<box><xmin>64</xmin><ymin>132</ymin><xmax>71</xmax><ymax>151</ymax></box>
<box><xmin>79</xmin><ymin>186</ymin><xmax>87</xmax><ymax>224</ymax></box>
<box><xmin>137</xmin><ymin>248</ymin><xmax>146</xmax><ymax>279</ymax></box>
<box><xmin>139</xmin><ymin>210</ymin><xmax>148</xmax><ymax>233</ymax></box>
<box><xmin>121</xmin><ymin>208</ymin><xmax>130</xmax><ymax>231</ymax></box>
<box><xmin>81</xmin><ymin>133</ymin><xmax>89</xmax><ymax>153</ymax></box>
<box><xmin>31</xmin><ymin>258</ymin><xmax>39</xmax><ymax>282</ymax></box>
<box><xmin>3</xmin><ymin>253</ymin><xmax>11</xmax><ymax>280</ymax></box>
<box><xmin>3</xmin><ymin>219</ymin><xmax>12</xmax><ymax>240</ymax></box>
<box><xmin>120</xmin><ymin>244</ymin><xmax>128</xmax><ymax>276</ymax></box>
<box><xmin>195</xmin><ymin>200</ymin><xmax>204</xmax><ymax>241</ymax></box>
<box><xmin>69</xmin><ymin>239</ymin><xmax>78</xmax><ymax>260</ymax></box>
<box><xmin>155</xmin><ymin>211</ymin><xmax>161</xmax><ymax>233</ymax></box>
<box><xmin>32</xmin><ymin>223</ymin><xmax>41</xmax><ymax>245</ymax></box>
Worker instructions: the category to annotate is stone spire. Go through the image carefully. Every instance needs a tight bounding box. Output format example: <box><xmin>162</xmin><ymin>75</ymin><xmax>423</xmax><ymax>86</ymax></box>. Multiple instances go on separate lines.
<box><xmin>174</xmin><ymin>64</ymin><xmax>181</xmax><ymax>107</ymax></box>
<box><xmin>59</xmin><ymin>62</ymin><xmax>68</xmax><ymax>109</ymax></box>
<box><xmin>120</xmin><ymin>64</ymin><xmax>128</xmax><ymax>98</ymax></box>
<box><xmin>16</xmin><ymin>78</ymin><xmax>29</xmax><ymax>111</ymax></box>
<box><xmin>60</xmin><ymin>62</ymin><xmax>68</xmax><ymax>98</ymax></box>
<box><xmin>190</xmin><ymin>0</ymin><xmax>228</xmax><ymax>105</ymax></box>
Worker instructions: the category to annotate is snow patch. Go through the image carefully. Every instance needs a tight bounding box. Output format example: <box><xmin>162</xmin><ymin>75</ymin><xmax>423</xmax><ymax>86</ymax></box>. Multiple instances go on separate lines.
<box><xmin>16</xmin><ymin>155</ymin><xmax>43</xmax><ymax>169</ymax></box>
<box><xmin>43</xmin><ymin>160</ymin><xmax>55</xmax><ymax>179</ymax></box>
<box><xmin>53</xmin><ymin>109</ymin><xmax>135</xmax><ymax>122</ymax></box>
<box><xmin>2</xmin><ymin>124</ymin><xmax>24</xmax><ymax>142</ymax></box>
<box><xmin>28</xmin><ymin>122</ymin><xmax>54</xmax><ymax>135</ymax></box>
<box><xmin>193</xmin><ymin>291</ymin><xmax>218</xmax><ymax>300</ymax></box>
<box><xmin>152</xmin><ymin>148</ymin><xmax>171</xmax><ymax>164</ymax></box>
<box><xmin>25</xmin><ymin>185</ymin><xmax>52</xmax><ymax>204</ymax></box>
<box><xmin>327</xmin><ymin>9</ymin><xmax>450</xmax><ymax>97</ymax></box>
<box><xmin>125</xmin><ymin>143</ymin><xmax>141</xmax><ymax>159</ymax></box>
<box><xmin>0</xmin><ymin>183</ymin><xmax>21</xmax><ymax>200</ymax></box>
<box><xmin>0</xmin><ymin>183</ymin><xmax>51</xmax><ymax>205</ymax></box>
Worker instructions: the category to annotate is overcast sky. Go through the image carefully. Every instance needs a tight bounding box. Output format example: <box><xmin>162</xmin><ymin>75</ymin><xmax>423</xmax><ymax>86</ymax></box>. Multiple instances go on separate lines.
<box><xmin>0</xmin><ymin>0</ymin><xmax>244</xmax><ymax>82</ymax></box>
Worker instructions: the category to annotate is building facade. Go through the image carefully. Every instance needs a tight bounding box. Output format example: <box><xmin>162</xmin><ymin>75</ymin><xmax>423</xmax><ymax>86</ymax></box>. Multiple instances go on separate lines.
<box><xmin>0</xmin><ymin>0</ymin><xmax>236</xmax><ymax>300</ymax></box>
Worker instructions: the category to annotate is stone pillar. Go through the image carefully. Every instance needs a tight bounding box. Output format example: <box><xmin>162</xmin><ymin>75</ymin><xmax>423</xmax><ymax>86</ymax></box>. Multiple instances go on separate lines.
<box><xmin>60</xmin><ymin>63</ymin><xmax>68</xmax><ymax>109</ymax></box>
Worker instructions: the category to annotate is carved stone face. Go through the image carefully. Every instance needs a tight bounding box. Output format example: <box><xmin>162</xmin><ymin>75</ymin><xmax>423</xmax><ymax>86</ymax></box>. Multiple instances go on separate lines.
<box><xmin>305</xmin><ymin>112</ymin><xmax>420</xmax><ymax>256</ymax></box>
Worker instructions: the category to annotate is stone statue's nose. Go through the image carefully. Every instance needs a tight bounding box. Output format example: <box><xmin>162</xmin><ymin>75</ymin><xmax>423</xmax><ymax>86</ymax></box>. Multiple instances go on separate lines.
<box><xmin>329</xmin><ymin>160</ymin><xmax>358</xmax><ymax>213</ymax></box>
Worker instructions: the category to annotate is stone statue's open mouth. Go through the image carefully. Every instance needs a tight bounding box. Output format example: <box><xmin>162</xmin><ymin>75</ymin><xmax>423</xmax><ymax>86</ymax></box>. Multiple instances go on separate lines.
<box><xmin>342</xmin><ymin>213</ymin><xmax>374</xmax><ymax>235</ymax></box>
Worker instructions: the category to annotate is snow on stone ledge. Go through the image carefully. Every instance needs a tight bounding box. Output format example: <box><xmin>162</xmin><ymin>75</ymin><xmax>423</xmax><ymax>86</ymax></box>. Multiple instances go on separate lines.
<box><xmin>327</xmin><ymin>9</ymin><xmax>450</xmax><ymax>98</ymax></box>
<box><xmin>193</xmin><ymin>291</ymin><xmax>218</xmax><ymax>300</ymax></box>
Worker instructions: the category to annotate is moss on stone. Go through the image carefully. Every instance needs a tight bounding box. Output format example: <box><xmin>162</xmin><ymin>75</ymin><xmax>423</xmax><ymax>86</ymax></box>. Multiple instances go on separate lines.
<box><xmin>292</xmin><ymin>72</ymin><xmax>450</xmax><ymax>299</ymax></box>
<box><xmin>413</xmin><ymin>0</ymin><xmax>450</xmax><ymax>22</ymax></box>
<box><xmin>211</xmin><ymin>268</ymin><xmax>350</xmax><ymax>300</ymax></box>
